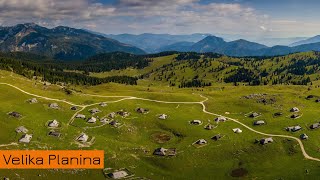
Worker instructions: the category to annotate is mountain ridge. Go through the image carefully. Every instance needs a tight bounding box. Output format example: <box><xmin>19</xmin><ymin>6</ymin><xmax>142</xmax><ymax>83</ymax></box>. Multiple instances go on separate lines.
<box><xmin>104</xmin><ymin>33</ymin><xmax>211</xmax><ymax>53</ymax></box>
<box><xmin>162</xmin><ymin>36</ymin><xmax>320</xmax><ymax>57</ymax></box>
<box><xmin>0</xmin><ymin>23</ymin><xmax>145</xmax><ymax>60</ymax></box>
<box><xmin>290</xmin><ymin>35</ymin><xmax>320</xmax><ymax>46</ymax></box>
<box><xmin>87</xmin><ymin>30</ymin><xmax>320</xmax><ymax>56</ymax></box>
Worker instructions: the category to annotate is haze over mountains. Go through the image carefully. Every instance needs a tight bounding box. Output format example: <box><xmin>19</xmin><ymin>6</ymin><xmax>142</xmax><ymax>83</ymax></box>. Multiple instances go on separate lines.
<box><xmin>0</xmin><ymin>23</ymin><xmax>145</xmax><ymax>60</ymax></box>
<box><xmin>290</xmin><ymin>35</ymin><xmax>320</xmax><ymax>47</ymax></box>
<box><xmin>184</xmin><ymin>36</ymin><xmax>320</xmax><ymax>57</ymax></box>
<box><xmin>105</xmin><ymin>32</ymin><xmax>320</xmax><ymax>57</ymax></box>
<box><xmin>105</xmin><ymin>33</ymin><xmax>309</xmax><ymax>53</ymax></box>
<box><xmin>104</xmin><ymin>32</ymin><xmax>320</xmax><ymax>57</ymax></box>
<box><xmin>1</xmin><ymin>23</ymin><xmax>320</xmax><ymax>60</ymax></box>
<box><xmin>105</xmin><ymin>33</ymin><xmax>210</xmax><ymax>53</ymax></box>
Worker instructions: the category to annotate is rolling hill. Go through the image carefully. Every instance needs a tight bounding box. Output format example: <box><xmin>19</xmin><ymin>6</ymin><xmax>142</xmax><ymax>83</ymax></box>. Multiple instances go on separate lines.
<box><xmin>2</xmin><ymin>48</ymin><xmax>320</xmax><ymax>179</ymax></box>
<box><xmin>2</xmin><ymin>50</ymin><xmax>318</xmax><ymax>88</ymax></box>
<box><xmin>0</xmin><ymin>23</ymin><xmax>145</xmax><ymax>60</ymax></box>
<box><xmin>74</xmin><ymin>51</ymin><xmax>318</xmax><ymax>88</ymax></box>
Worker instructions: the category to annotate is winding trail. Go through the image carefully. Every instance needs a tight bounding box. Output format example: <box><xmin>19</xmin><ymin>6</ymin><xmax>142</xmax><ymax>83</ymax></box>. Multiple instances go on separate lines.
<box><xmin>0</xmin><ymin>83</ymin><xmax>81</xmax><ymax>107</ymax></box>
<box><xmin>0</xmin><ymin>83</ymin><xmax>319</xmax><ymax>161</ymax></box>
<box><xmin>0</xmin><ymin>142</ymin><xmax>18</xmax><ymax>148</ymax></box>
<box><xmin>200</xmin><ymin>101</ymin><xmax>320</xmax><ymax>162</ymax></box>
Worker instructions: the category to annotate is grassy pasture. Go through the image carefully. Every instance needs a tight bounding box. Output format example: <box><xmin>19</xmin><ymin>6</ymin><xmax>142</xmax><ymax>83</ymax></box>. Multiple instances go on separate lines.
<box><xmin>0</xmin><ymin>70</ymin><xmax>320</xmax><ymax>179</ymax></box>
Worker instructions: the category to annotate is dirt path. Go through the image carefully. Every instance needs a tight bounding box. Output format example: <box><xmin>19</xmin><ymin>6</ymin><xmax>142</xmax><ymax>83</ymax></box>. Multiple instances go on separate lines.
<box><xmin>0</xmin><ymin>83</ymin><xmax>82</xmax><ymax>107</ymax></box>
<box><xmin>0</xmin><ymin>142</ymin><xmax>18</xmax><ymax>148</ymax></box>
<box><xmin>1</xmin><ymin>83</ymin><xmax>319</xmax><ymax>162</ymax></box>
<box><xmin>200</xmin><ymin>101</ymin><xmax>320</xmax><ymax>162</ymax></box>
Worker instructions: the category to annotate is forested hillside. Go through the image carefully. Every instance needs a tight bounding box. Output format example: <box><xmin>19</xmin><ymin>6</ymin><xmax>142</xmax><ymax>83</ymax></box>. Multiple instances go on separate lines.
<box><xmin>0</xmin><ymin>53</ymin><xmax>139</xmax><ymax>86</ymax></box>
<box><xmin>144</xmin><ymin>51</ymin><xmax>319</xmax><ymax>87</ymax></box>
<box><xmin>1</xmin><ymin>51</ymin><xmax>320</xmax><ymax>88</ymax></box>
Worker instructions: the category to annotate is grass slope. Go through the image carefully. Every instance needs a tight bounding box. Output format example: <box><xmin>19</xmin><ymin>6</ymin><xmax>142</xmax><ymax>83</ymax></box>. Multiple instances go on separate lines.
<box><xmin>90</xmin><ymin>51</ymin><xmax>320</xmax><ymax>87</ymax></box>
<box><xmin>1</xmin><ymin>70</ymin><xmax>320</xmax><ymax>179</ymax></box>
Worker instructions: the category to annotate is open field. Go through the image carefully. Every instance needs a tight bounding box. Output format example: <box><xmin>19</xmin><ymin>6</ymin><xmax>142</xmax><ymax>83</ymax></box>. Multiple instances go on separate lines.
<box><xmin>1</xmin><ymin>70</ymin><xmax>320</xmax><ymax>179</ymax></box>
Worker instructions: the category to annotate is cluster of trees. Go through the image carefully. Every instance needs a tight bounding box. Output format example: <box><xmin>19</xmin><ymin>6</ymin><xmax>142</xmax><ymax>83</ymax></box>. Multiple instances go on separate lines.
<box><xmin>291</xmin><ymin>77</ymin><xmax>311</xmax><ymax>85</ymax></box>
<box><xmin>0</xmin><ymin>56</ymin><xmax>138</xmax><ymax>86</ymax></box>
<box><xmin>152</xmin><ymin>51</ymin><xmax>319</xmax><ymax>87</ymax></box>
<box><xmin>179</xmin><ymin>80</ymin><xmax>212</xmax><ymax>88</ymax></box>
<box><xmin>203</xmin><ymin>52</ymin><xmax>223</xmax><ymax>59</ymax></box>
<box><xmin>0</xmin><ymin>52</ymin><xmax>50</xmax><ymax>61</ymax></box>
<box><xmin>84</xmin><ymin>52</ymin><xmax>149</xmax><ymax>69</ymax></box>
<box><xmin>54</xmin><ymin>52</ymin><xmax>151</xmax><ymax>73</ymax></box>
<box><xmin>175</xmin><ymin>52</ymin><xmax>222</xmax><ymax>61</ymax></box>
<box><xmin>224</xmin><ymin>68</ymin><xmax>258</xmax><ymax>84</ymax></box>
<box><xmin>175</xmin><ymin>52</ymin><xmax>201</xmax><ymax>61</ymax></box>
<box><xmin>144</xmin><ymin>51</ymin><xmax>178</xmax><ymax>58</ymax></box>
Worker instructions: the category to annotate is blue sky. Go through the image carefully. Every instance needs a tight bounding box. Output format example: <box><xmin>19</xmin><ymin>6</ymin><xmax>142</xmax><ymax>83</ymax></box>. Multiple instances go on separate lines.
<box><xmin>0</xmin><ymin>0</ymin><xmax>319</xmax><ymax>39</ymax></box>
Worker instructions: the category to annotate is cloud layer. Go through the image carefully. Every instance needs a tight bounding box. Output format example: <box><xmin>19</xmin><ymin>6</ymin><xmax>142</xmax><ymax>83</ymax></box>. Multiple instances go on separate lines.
<box><xmin>0</xmin><ymin>0</ymin><xmax>319</xmax><ymax>38</ymax></box>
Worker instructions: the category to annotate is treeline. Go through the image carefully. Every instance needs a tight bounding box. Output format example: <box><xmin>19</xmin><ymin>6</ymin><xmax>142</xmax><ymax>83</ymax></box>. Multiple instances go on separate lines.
<box><xmin>0</xmin><ymin>52</ymin><xmax>51</xmax><ymax>61</ymax></box>
<box><xmin>175</xmin><ymin>52</ymin><xmax>201</xmax><ymax>61</ymax></box>
<box><xmin>82</xmin><ymin>52</ymin><xmax>150</xmax><ymax>72</ymax></box>
<box><xmin>179</xmin><ymin>80</ymin><xmax>212</xmax><ymax>88</ymax></box>
<box><xmin>175</xmin><ymin>52</ymin><xmax>223</xmax><ymax>61</ymax></box>
<box><xmin>34</xmin><ymin>52</ymin><xmax>151</xmax><ymax>73</ymax></box>
<box><xmin>224</xmin><ymin>67</ymin><xmax>312</xmax><ymax>86</ymax></box>
<box><xmin>0</xmin><ymin>57</ymin><xmax>138</xmax><ymax>86</ymax></box>
<box><xmin>224</xmin><ymin>68</ymin><xmax>258</xmax><ymax>84</ymax></box>
<box><xmin>144</xmin><ymin>51</ymin><xmax>178</xmax><ymax>58</ymax></box>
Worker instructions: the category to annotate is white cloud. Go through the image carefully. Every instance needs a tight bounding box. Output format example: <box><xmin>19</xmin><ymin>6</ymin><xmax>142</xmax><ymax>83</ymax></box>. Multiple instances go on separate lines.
<box><xmin>0</xmin><ymin>0</ymin><xmax>317</xmax><ymax>38</ymax></box>
<box><xmin>0</xmin><ymin>0</ymin><xmax>115</xmax><ymax>26</ymax></box>
<box><xmin>98</xmin><ymin>1</ymin><xmax>270</xmax><ymax>35</ymax></box>
<box><xmin>260</xmin><ymin>26</ymin><xmax>267</xmax><ymax>31</ymax></box>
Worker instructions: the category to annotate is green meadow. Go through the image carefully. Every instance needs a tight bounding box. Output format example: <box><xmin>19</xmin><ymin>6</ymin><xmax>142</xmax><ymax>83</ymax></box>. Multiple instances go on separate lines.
<box><xmin>1</xmin><ymin>69</ymin><xmax>320</xmax><ymax>179</ymax></box>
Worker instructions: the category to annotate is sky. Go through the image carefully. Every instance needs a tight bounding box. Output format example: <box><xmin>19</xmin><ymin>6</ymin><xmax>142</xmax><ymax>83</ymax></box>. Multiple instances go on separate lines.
<box><xmin>0</xmin><ymin>0</ymin><xmax>319</xmax><ymax>39</ymax></box>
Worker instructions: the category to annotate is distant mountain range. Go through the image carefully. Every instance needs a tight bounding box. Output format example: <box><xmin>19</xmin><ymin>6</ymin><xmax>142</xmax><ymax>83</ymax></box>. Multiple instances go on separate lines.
<box><xmin>290</xmin><ymin>35</ymin><xmax>320</xmax><ymax>46</ymax></box>
<box><xmin>256</xmin><ymin>37</ymin><xmax>307</xmax><ymax>47</ymax></box>
<box><xmin>96</xmin><ymin>32</ymin><xmax>320</xmax><ymax>57</ymax></box>
<box><xmin>104</xmin><ymin>33</ymin><xmax>210</xmax><ymax>53</ymax></box>
<box><xmin>1</xmin><ymin>23</ymin><xmax>320</xmax><ymax>60</ymax></box>
<box><xmin>101</xmin><ymin>32</ymin><xmax>309</xmax><ymax>52</ymax></box>
<box><xmin>0</xmin><ymin>23</ymin><xmax>145</xmax><ymax>60</ymax></box>
<box><xmin>187</xmin><ymin>36</ymin><xmax>320</xmax><ymax>57</ymax></box>
<box><xmin>156</xmin><ymin>41</ymin><xmax>195</xmax><ymax>52</ymax></box>
<box><xmin>208</xmin><ymin>33</ymin><xmax>307</xmax><ymax>47</ymax></box>
<box><xmin>190</xmin><ymin>36</ymin><xmax>268</xmax><ymax>56</ymax></box>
